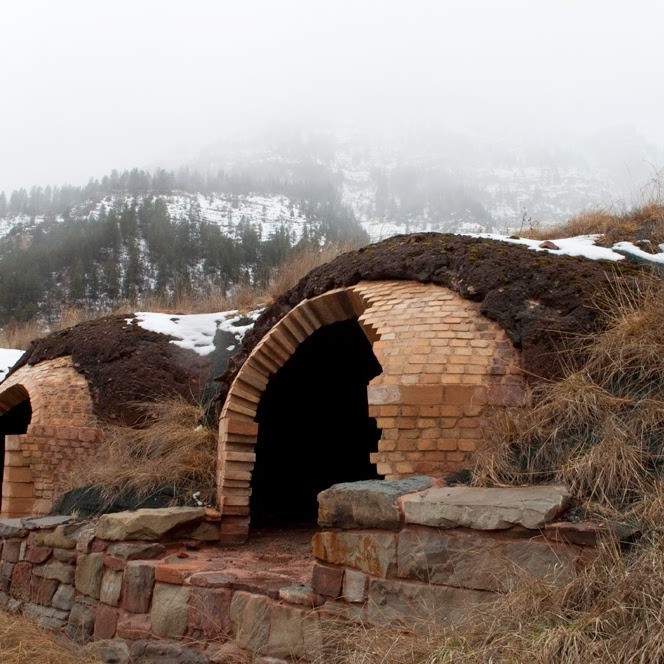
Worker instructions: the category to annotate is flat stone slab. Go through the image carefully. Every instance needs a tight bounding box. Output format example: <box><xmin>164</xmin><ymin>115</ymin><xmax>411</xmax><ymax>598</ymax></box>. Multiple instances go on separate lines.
<box><xmin>95</xmin><ymin>507</ymin><xmax>206</xmax><ymax>541</ymax></box>
<box><xmin>0</xmin><ymin>519</ymin><xmax>28</xmax><ymax>539</ymax></box>
<box><xmin>318</xmin><ymin>477</ymin><xmax>435</xmax><ymax>530</ymax></box>
<box><xmin>22</xmin><ymin>515</ymin><xmax>78</xmax><ymax>530</ymax></box>
<box><xmin>403</xmin><ymin>485</ymin><xmax>570</xmax><ymax>530</ymax></box>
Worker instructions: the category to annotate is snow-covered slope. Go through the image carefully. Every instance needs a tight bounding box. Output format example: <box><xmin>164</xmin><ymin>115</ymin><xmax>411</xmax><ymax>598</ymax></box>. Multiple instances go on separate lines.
<box><xmin>0</xmin><ymin>348</ymin><xmax>24</xmax><ymax>381</ymax></box>
<box><xmin>130</xmin><ymin>308</ymin><xmax>262</xmax><ymax>356</ymax></box>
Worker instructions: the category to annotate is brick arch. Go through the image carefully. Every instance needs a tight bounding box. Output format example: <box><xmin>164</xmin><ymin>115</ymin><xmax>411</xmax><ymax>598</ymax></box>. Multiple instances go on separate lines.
<box><xmin>217</xmin><ymin>281</ymin><xmax>527</xmax><ymax>542</ymax></box>
<box><xmin>0</xmin><ymin>357</ymin><xmax>100</xmax><ymax>518</ymax></box>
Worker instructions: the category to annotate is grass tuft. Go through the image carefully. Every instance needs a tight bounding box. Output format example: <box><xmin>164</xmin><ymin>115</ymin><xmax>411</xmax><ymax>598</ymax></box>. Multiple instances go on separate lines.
<box><xmin>0</xmin><ymin>610</ymin><xmax>100</xmax><ymax>664</ymax></box>
<box><xmin>70</xmin><ymin>397</ymin><xmax>217</xmax><ymax>506</ymax></box>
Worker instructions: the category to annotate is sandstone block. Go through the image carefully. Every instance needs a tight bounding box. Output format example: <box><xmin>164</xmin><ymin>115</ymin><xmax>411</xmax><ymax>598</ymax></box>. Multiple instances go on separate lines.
<box><xmin>187</xmin><ymin>586</ymin><xmax>232</xmax><ymax>640</ymax></box>
<box><xmin>150</xmin><ymin>582</ymin><xmax>190</xmax><ymax>639</ymax></box>
<box><xmin>0</xmin><ymin>519</ymin><xmax>27</xmax><ymax>539</ymax></box>
<box><xmin>95</xmin><ymin>507</ymin><xmax>206</xmax><ymax>541</ymax></box>
<box><xmin>343</xmin><ymin>568</ymin><xmax>368</xmax><ymax>603</ymax></box>
<box><xmin>100</xmin><ymin>569</ymin><xmax>123</xmax><ymax>606</ymax></box>
<box><xmin>310</xmin><ymin>564</ymin><xmax>344</xmax><ymax>598</ymax></box>
<box><xmin>230</xmin><ymin>591</ymin><xmax>272</xmax><ymax>655</ymax></box>
<box><xmin>403</xmin><ymin>486</ymin><xmax>570</xmax><ymax>530</ymax></box>
<box><xmin>121</xmin><ymin>561</ymin><xmax>155</xmax><ymax>613</ymax></box>
<box><xmin>66</xmin><ymin>598</ymin><xmax>97</xmax><ymax>643</ymax></box>
<box><xmin>33</xmin><ymin>560</ymin><xmax>75</xmax><ymax>584</ymax></box>
<box><xmin>367</xmin><ymin>577</ymin><xmax>496</xmax><ymax>627</ymax></box>
<box><xmin>75</xmin><ymin>552</ymin><xmax>105</xmax><ymax>599</ymax></box>
<box><xmin>22</xmin><ymin>602</ymin><xmax>69</xmax><ymax>630</ymax></box>
<box><xmin>130</xmin><ymin>640</ymin><xmax>208</xmax><ymax>664</ymax></box>
<box><xmin>52</xmin><ymin>583</ymin><xmax>76</xmax><ymax>610</ymax></box>
<box><xmin>94</xmin><ymin>603</ymin><xmax>120</xmax><ymax>641</ymax></box>
<box><xmin>397</xmin><ymin>527</ymin><xmax>579</xmax><ymax>592</ymax></box>
<box><xmin>30</xmin><ymin>575</ymin><xmax>59</xmax><ymax>605</ymax></box>
<box><xmin>312</xmin><ymin>531</ymin><xmax>398</xmax><ymax>577</ymax></box>
<box><xmin>278</xmin><ymin>584</ymin><xmax>323</xmax><ymax>607</ymax></box>
<box><xmin>318</xmin><ymin>476</ymin><xmax>434</xmax><ymax>530</ymax></box>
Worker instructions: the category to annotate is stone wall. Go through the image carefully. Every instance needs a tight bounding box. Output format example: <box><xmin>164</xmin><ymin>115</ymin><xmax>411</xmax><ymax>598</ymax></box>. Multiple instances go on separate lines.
<box><xmin>0</xmin><ymin>485</ymin><xmax>605</xmax><ymax>663</ymax></box>
<box><xmin>0</xmin><ymin>357</ymin><xmax>100</xmax><ymax>518</ymax></box>
<box><xmin>217</xmin><ymin>280</ymin><xmax>526</xmax><ymax>541</ymax></box>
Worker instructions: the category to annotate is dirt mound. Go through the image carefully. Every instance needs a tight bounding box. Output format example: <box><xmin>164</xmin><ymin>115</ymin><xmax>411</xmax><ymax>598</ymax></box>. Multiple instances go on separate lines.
<box><xmin>217</xmin><ymin>233</ymin><xmax>643</xmax><ymax>408</ymax></box>
<box><xmin>9</xmin><ymin>315</ymin><xmax>212</xmax><ymax>424</ymax></box>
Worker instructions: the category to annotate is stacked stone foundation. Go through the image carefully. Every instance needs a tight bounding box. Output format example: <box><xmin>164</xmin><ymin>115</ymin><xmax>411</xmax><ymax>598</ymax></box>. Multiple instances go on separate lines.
<box><xmin>0</xmin><ymin>483</ymin><xmax>616</xmax><ymax>663</ymax></box>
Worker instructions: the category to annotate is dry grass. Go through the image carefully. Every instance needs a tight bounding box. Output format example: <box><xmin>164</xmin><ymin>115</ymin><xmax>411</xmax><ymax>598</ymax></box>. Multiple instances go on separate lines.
<box><xmin>266</xmin><ymin>242</ymin><xmax>357</xmax><ymax>301</ymax></box>
<box><xmin>525</xmin><ymin>202</ymin><xmax>664</xmax><ymax>249</ymax></box>
<box><xmin>71</xmin><ymin>397</ymin><xmax>217</xmax><ymax>506</ymax></box>
<box><xmin>0</xmin><ymin>610</ymin><xmax>100</xmax><ymax>664</ymax></box>
<box><xmin>473</xmin><ymin>272</ymin><xmax>664</xmax><ymax>518</ymax></box>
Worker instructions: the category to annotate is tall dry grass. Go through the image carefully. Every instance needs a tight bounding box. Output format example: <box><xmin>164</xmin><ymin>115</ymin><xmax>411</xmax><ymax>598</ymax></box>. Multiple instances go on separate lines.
<box><xmin>525</xmin><ymin>202</ymin><xmax>664</xmax><ymax>249</ymax></box>
<box><xmin>71</xmin><ymin>397</ymin><xmax>217</xmax><ymax>507</ymax></box>
<box><xmin>0</xmin><ymin>610</ymin><xmax>100</xmax><ymax>664</ymax></box>
<box><xmin>266</xmin><ymin>242</ymin><xmax>357</xmax><ymax>301</ymax></box>
<box><xmin>473</xmin><ymin>272</ymin><xmax>664</xmax><ymax>519</ymax></box>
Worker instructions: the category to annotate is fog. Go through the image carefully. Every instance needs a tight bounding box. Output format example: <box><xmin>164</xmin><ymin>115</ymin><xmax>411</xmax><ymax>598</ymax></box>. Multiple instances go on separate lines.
<box><xmin>2</xmin><ymin>0</ymin><xmax>664</xmax><ymax>192</ymax></box>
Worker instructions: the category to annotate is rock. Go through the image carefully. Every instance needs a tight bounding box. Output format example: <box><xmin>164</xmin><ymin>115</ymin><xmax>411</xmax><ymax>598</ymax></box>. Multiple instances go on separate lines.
<box><xmin>121</xmin><ymin>561</ymin><xmax>155</xmax><ymax>613</ymax></box>
<box><xmin>22</xmin><ymin>515</ymin><xmax>78</xmax><ymax>530</ymax></box>
<box><xmin>22</xmin><ymin>602</ymin><xmax>69</xmax><ymax>630</ymax></box>
<box><xmin>187</xmin><ymin>587</ymin><xmax>232</xmax><ymax>639</ymax></box>
<box><xmin>264</xmin><ymin>601</ymin><xmax>323</xmax><ymax>661</ymax></box>
<box><xmin>93</xmin><ymin>603</ymin><xmax>119</xmax><ymax>640</ymax></box>
<box><xmin>318</xmin><ymin>477</ymin><xmax>434</xmax><ymax>530</ymax></box>
<box><xmin>403</xmin><ymin>486</ymin><xmax>570</xmax><ymax>530</ymax></box>
<box><xmin>278</xmin><ymin>584</ymin><xmax>323</xmax><ymax>607</ymax></box>
<box><xmin>33</xmin><ymin>560</ymin><xmax>75</xmax><ymax>584</ymax></box>
<box><xmin>230</xmin><ymin>591</ymin><xmax>272</xmax><ymax>654</ymax></box>
<box><xmin>312</xmin><ymin>530</ymin><xmax>398</xmax><ymax>577</ymax></box>
<box><xmin>25</xmin><ymin>545</ymin><xmax>52</xmax><ymax>564</ymax></box>
<box><xmin>150</xmin><ymin>582</ymin><xmax>190</xmax><ymax>639</ymax></box>
<box><xmin>115</xmin><ymin>612</ymin><xmax>151</xmax><ymax>640</ymax></box>
<box><xmin>367</xmin><ymin>577</ymin><xmax>496</xmax><ymax>627</ymax></box>
<box><xmin>538</xmin><ymin>240</ymin><xmax>560</xmax><ymax>250</ymax></box>
<box><xmin>107</xmin><ymin>542</ymin><xmax>165</xmax><ymax>560</ymax></box>
<box><xmin>2</xmin><ymin>539</ymin><xmax>22</xmax><ymax>563</ymax></box>
<box><xmin>95</xmin><ymin>507</ymin><xmax>206</xmax><ymax>541</ymax></box>
<box><xmin>310</xmin><ymin>564</ymin><xmax>344</xmax><ymax>598</ymax></box>
<box><xmin>75</xmin><ymin>552</ymin><xmax>105</xmax><ymax>599</ymax></box>
<box><xmin>173</xmin><ymin>520</ymin><xmax>220</xmax><ymax>541</ymax></box>
<box><xmin>43</xmin><ymin>524</ymin><xmax>79</xmax><ymax>550</ymax></box>
<box><xmin>397</xmin><ymin>527</ymin><xmax>579</xmax><ymax>592</ymax></box>
<box><xmin>76</xmin><ymin>524</ymin><xmax>97</xmax><ymax>553</ymax></box>
<box><xmin>342</xmin><ymin>569</ymin><xmax>368</xmax><ymax>603</ymax></box>
<box><xmin>100</xmin><ymin>569</ymin><xmax>123</xmax><ymax>606</ymax></box>
<box><xmin>0</xmin><ymin>519</ymin><xmax>28</xmax><ymax>539</ymax></box>
<box><xmin>30</xmin><ymin>575</ymin><xmax>59</xmax><ymax>604</ymax></box>
<box><xmin>130</xmin><ymin>640</ymin><xmax>208</xmax><ymax>664</ymax></box>
<box><xmin>52</xmin><ymin>583</ymin><xmax>77</xmax><ymax>610</ymax></box>
<box><xmin>66</xmin><ymin>598</ymin><xmax>97</xmax><ymax>643</ymax></box>
<box><xmin>85</xmin><ymin>639</ymin><xmax>131</xmax><ymax>664</ymax></box>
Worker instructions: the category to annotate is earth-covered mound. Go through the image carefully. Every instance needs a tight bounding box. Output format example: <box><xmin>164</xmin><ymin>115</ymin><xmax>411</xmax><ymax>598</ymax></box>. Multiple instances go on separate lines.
<box><xmin>8</xmin><ymin>315</ymin><xmax>212</xmax><ymax>424</ymax></box>
<box><xmin>217</xmin><ymin>232</ymin><xmax>643</xmax><ymax>407</ymax></box>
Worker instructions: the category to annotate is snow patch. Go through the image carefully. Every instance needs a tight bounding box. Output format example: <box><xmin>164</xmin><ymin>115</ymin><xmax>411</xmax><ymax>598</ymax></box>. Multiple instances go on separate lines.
<box><xmin>129</xmin><ymin>309</ymin><xmax>263</xmax><ymax>356</ymax></box>
<box><xmin>465</xmin><ymin>233</ymin><xmax>664</xmax><ymax>264</ymax></box>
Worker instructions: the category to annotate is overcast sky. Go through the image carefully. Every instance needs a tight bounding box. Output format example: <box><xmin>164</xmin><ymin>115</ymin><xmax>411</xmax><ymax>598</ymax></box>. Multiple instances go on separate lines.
<box><xmin>1</xmin><ymin>0</ymin><xmax>663</xmax><ymax>192</ymax></box>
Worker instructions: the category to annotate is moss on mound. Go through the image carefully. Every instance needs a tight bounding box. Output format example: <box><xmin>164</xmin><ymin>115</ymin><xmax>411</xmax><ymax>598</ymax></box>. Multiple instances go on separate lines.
<box><xmin>8</xmin><ymin>315</ymin><xmax>211</xmax><ymax>424</ymax></box>
<box><xmin>218</xmin><ymin>233</ymin><xmax>642</xmax><ymax>407</ymax></box>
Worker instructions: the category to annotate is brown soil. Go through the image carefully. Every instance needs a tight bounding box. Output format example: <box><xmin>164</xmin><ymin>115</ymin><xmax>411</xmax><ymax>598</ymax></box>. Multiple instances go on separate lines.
<box><xmin>218</xmin><ymin>233</ymin><xmax>643</xmax><ymax>408</ymax></box>
<box><xmin>9</xmin><ymin>315</ymin><xmax>211</xmax><ymax>424</ymax></box>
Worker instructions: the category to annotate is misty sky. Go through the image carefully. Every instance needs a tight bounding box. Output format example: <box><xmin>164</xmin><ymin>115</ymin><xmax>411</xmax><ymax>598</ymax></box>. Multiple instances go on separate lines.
<box><xmin>2</xmin><ymin>0</ymin><xmax>663</xmax><ymax>192</ymax></box>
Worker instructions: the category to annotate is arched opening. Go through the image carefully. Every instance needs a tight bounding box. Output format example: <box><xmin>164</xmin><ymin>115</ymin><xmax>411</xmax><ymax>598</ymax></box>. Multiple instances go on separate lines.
<box><xmin>250</xmin><ymin>319</ymin><xmax>382</xmax><ymax>527</ymax></box>
<box><xmin>0</xmin><ymin>393</ymin><xmax>32</xmax><ymax>514</ymax></box>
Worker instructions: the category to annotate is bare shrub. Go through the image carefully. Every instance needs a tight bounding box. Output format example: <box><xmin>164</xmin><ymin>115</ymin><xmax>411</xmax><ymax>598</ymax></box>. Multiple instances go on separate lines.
<box><xmin>72</xmin><ymin>397</ymin><xmax>217</xmax><ymax>506</ymax></box>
